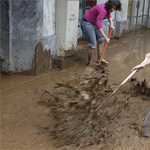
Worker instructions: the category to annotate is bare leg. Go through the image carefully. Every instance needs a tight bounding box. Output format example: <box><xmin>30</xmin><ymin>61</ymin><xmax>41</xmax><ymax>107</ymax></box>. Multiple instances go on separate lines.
<box><xmin>97</xmin><ymin>42</ymin><xmax>109</xmax><ymax>64</ymax></box>
<box><xmin>87</xmin><ymin>47</ymin><xmax>93</xmax><ymax>65</ymax></box>
<box><xmin>97</xmin><ymin>42</ymin><xmax>105</xmax><ymax>60</ymax></box>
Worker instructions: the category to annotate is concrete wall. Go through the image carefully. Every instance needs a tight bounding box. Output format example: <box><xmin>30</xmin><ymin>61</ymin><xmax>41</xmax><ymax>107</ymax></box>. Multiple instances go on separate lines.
<box><xmin>115</xmin><ymin>0</ymin><xmax>128</xmax><ymax>38</ymax></box>
<box><xmin>56</xmin><ymin>0</ymin><xmax>79</xmax><ymax>57</ymax></box>
<box><xmin>0</xmin><ymin>0</ymin><xmax>56</xmax><ymax>75</ymax></box>
<box><xmin>41</xmin><ymin>0</ymin><xmax>56</xmax><ymax>71</ymax></box>
<box><xmin>10</xmin><ymin>0</ymin><xmax>37</xmax><ymax>75</ymax></box>
<box><xmin>55</xmin><ymin>0</ymin><xmax>79</xmax><ymax>69</ymax></box>
<box><xmin>66</xmin><ymin>1</ymin><xmax>79</xmax><ymax>52</ymax></box>
<box><xmin>56</xmin><ymin>0</ymin><xmax>67</xmax><ymax>57</ymax></box>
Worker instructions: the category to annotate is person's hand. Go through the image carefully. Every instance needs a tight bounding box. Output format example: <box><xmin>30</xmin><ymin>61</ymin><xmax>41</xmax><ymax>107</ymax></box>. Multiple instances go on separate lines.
<box><xmin>132</xmin><ymin>64</ymin><xmax>145</xmax><ymax>72</ymax></box>
<box><xmin>145</xmin><ymin>53</ymin><xmax>150</xmax><ymax>59</ymax></box>
<box><xmin>132</xmin><ymin>53</ymin><xmax>150</xmax><ymax>72</ymax></box>
<box><xmin>105</xmin><ymin>37</ymin><xmax>110</xmax><ymax>43</ymax></box>
<box><xmin>110</xmin><ymin>25</ymin><xmax>115</xmax><ymax>30</ymax></box>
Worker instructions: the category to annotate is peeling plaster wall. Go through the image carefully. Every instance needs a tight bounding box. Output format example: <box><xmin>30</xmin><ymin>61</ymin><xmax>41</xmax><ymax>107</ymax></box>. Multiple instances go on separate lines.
<box><xmin>10</xmin><ymin>0</ymin><xmax>37</xmax><ymax>74</ymax></box>
<box><xmin>42</xmin><ymin>0</ymin><xmax>56</xmax><ymax>65</ymax></box>
<box><xmin>36</xmin><ymin>0</ymin><xmax>56</xmax><ymax>73</ymax></box>
<box><xmin>0</xmin><ymin>0</ymin><xmax>56</xmax><ymax>75</ymax></box>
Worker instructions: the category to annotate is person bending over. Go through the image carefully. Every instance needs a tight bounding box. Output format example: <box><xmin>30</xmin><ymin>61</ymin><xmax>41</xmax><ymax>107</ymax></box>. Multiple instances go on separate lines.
<box><xmin>80</xmin><ymin>0</ymin><xmax>122</xmax><ymax>66</ymax></box>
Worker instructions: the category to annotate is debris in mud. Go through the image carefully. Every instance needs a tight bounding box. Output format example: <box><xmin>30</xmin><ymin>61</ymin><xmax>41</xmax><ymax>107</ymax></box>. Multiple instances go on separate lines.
<box><xmin>129</xmin><ymin>78</ymin><xmax>150</xmax><ymax>100</ymax></box>
<box><xmin>38</xmin><ymin>66</ymin><xmax>130</xmax><ymax>149</ymax></box>
<box><xmin>37</xmin><ymin>65</ymin><xmax>150</xmax><ymax>149</ymax></box>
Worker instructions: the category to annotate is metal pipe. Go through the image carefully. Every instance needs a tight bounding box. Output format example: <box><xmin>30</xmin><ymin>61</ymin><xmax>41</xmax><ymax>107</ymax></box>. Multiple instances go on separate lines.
<box><xmin>128</xmin><ymin>14</ymin><xmax>147</xmax><ymax>19</ymax></box>
<box><xmin>147</xmin><ymin>0</ymin><xmax>150</xmax><ymax>27</ymax></box>
<box><xmin>142</xmin><ymin>0</ymin><xmax>145</xmax><ymax>26</ymax></box>
<box><xmin>136</xmin><ymin>0</ymin><xmax>140</xmax><ymax>29</ymax></box>
<box><xmin>129</xmin><ymin>0</ymin><xmax>133</xmax><ymax>31</ymax></box>
<box><xmin>82</xmin><ymin>0</ymin><xmax>86</xmax><ymax>15</ymax></box>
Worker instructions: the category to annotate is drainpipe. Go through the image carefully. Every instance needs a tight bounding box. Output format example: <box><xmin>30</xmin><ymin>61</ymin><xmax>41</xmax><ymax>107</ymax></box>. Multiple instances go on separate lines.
<box><xmin>147</xmin><ymin>0</ymin><xmax>150</xmax><ymax>28</ymax></box>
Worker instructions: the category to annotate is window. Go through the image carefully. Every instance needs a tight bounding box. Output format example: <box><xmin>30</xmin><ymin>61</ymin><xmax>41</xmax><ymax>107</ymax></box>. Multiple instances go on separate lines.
<box><xmin>79</xmin><ymin>0</ymin><xmax>96</xmax><ymax>21</ymax></box>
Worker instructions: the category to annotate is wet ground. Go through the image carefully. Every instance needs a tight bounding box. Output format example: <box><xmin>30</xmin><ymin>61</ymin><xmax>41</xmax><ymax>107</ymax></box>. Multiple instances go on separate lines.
<box><xmin>1</xmin><ymin>29</ymin><xmax>150</xmax><ymax>150</ymax></box>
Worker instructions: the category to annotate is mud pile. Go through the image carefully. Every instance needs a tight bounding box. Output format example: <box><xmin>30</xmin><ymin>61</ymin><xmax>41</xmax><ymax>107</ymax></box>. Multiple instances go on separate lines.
<box><xmin>129</xmin><ymin>78</ymin><xmax>150</xmax><ymax>100</ymax></box>
<box><xmin>38</xmin><ymin>66</ymin><xmax>133</xmax><ymax>149</ymax></box>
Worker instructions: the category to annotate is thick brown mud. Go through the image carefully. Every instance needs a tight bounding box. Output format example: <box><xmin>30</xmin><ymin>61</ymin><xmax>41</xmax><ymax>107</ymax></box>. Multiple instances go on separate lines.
<box><xmin>1</xmin><ymin>29</ymin><xmax>150</xmax><ymax>150</ymax></box>
<box><xmin>38</xmin><ymin>66</ymin><xmax>150</xmax><ymax>149</ymax></box>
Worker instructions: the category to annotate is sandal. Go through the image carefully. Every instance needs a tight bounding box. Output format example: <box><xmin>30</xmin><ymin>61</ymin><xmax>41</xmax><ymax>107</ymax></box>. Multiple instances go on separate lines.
<box><xmin>101</xmin><ymin>58</ymin><xmax>109</xmax><ymax>65</ymax></box>
<box><xmin>88</xmin><ymin>62</ymin><xmax>98</xmax><ymax>67</ymax></box>
<box><xmin>95</xmin><ymin>59</ymin><xmax>108</xmax><ymax>67</ymax></box>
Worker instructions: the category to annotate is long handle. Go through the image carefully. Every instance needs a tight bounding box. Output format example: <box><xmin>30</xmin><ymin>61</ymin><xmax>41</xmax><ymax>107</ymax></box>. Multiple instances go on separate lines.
<box><xmin>121</xmin><ymin>58</ymin><xmax>148</xmax><ymax>85</ymax></box>
<box><xmin>143</xmin><ymin>109</ymin><xmax>150</xmax><ymax>126</ymax></box>
<box><xmin>94</xmin><ymin>58</ymin><xmax>148</xmax><ymax>112</ymax></box>
<box><xmin>98</xmin><ymin>29</ymin><xmax>113</xmax><ymax>65</ymax></box>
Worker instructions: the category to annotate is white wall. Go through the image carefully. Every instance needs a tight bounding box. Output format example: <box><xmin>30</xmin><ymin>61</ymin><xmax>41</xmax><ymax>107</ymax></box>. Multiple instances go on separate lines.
<box><xmin>56</xmin><ymin>0</ymin><xmax>79</xmax><ymax>57</ymax></box>
<box><xmin>43</xmin><ymin>0</ymin><xmax>55</xmax><ymax>36</ymax></box>
<box><xmin>66</xmin><ymin>1</ymin><xmax>79</xmax><ymax>50</ymax></box>
<box><xmin>56</xmin><ymin>0</ymin><xmax>67</xmax><ymax>56</ymax></box>
<box><xmin>116</xmin><ymin>0</ymin><xmax>128</xmax><ymax>21</ymax></box>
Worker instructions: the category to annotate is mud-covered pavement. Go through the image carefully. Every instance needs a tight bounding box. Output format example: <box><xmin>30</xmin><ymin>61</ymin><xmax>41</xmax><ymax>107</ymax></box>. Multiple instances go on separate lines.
<box><xmin>1</xmin><ymin>29</ymin><xmax>150</xmax><ymax>150</ymax></box>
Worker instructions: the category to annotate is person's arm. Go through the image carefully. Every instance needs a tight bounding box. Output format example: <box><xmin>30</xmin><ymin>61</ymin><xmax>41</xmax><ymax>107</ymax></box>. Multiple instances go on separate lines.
<box><xmin>97</xmin><ymin>17</ymin><xmax>114</xmax><ymax>43</ymax></box>
<box><xmin>145</xmin><ymin>53</ymin><xmax>150</xmax><ymax>59</ymax></box>
<box><xmin>132</xmin><ymin>53</ymin><xmax>150</xmax><ymax>71</ymax></box>
<box><xmin>108</xmin><ymin>18</ymin><xmax>114</xmax><ymax>30</ymax></box>
<box><xmin>98</xmin><ymin>28</ymin><xmax>110</xmax><ymax>43</ymax></box>
<box><xmin>96</xmin><ymin>12</ymin><xmax>110</xmax><ymax>43</ymax></box>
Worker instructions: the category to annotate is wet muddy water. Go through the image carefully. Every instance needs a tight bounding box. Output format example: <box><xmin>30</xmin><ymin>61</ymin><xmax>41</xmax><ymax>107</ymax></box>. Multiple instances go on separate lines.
<box><xmin>1</xmin><ymin>29</ymin><xmax>150</xmax><ymax>150</ymax></box>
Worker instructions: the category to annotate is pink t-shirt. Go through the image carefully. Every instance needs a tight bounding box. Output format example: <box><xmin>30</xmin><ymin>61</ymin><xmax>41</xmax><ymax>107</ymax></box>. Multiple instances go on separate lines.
<box><xmin>83</xmin><ymin>3</ymin><xmax>111</xmax><ymax>29</ymax></box>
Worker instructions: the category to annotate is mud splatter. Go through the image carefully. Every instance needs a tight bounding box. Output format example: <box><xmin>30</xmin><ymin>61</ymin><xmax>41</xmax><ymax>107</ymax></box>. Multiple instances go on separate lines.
<box><xmin>129</xmin><ymin>78</ymin><xmax>150</xmax><ymax>100</ymax></box>
<box><xmin>38</xmin><ymin>67</ymin><xmax>131</xmax><ymax>149</ymax></box>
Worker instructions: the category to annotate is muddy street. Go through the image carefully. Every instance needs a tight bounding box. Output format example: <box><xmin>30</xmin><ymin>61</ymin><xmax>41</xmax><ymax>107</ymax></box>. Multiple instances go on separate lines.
<box><xmin>1</xmin><ymin>29</ymin><xmax>150</xmax><ymax>150</ymax></box>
